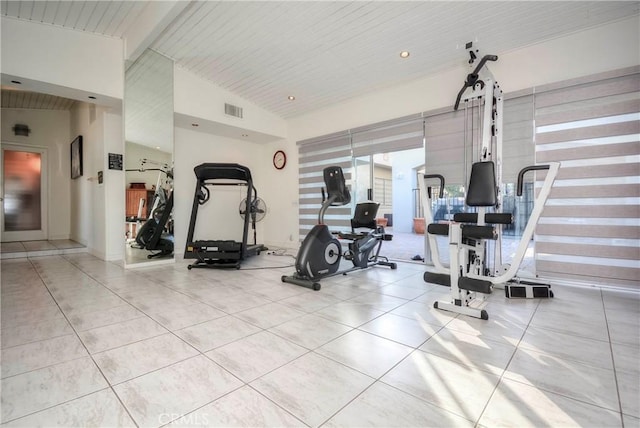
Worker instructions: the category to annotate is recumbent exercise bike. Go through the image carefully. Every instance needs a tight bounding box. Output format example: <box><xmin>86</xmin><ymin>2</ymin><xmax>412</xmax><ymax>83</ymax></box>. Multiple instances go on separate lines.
<box><xmin>282</xmin><ymin>165</ymin><xmax>396</xmax><ymax>291</ymax></box>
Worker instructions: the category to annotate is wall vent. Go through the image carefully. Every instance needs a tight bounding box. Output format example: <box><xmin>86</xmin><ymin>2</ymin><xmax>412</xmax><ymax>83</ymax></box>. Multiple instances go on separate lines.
<box><xmin>224</xmin><ymin>103</ymin><xmax>243</xmax><ymax>118</ymax></box>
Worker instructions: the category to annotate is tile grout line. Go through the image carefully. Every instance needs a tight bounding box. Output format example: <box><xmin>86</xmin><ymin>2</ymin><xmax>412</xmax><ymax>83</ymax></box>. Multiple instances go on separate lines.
<box><xmin>601</xmin><ymin>287</ymin><xmax>627</xmax><ymax>427</ymax></box>
<box><xmin>59</xmin><ymin>255</ymin><xmax>307</xmax><ymax>426</ymax></box>
<box><xmin>315</xmin><ymin>313</ymin><xmax>464</xmax><ymax>426</ymax></box>
<box><xmin>313</xmin><ymin>287</ymin><xmax>459</xmax><ymax>426</ymax></box>
<box><xmin>25</xmin><ymin>256</ymin><xmax>141</xmax><ymax>428</ymax></box>
<box><xmin>473</xmin><ymin>295</ymin><xmax>541</xmax><ymax>427</ymax></box>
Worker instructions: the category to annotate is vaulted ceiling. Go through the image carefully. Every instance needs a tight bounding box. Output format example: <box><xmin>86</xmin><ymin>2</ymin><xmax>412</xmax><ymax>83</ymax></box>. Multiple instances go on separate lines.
<box><xmin>2</xmin><ymin>1</ymin><xmax>638</xmax><ymax>119</ymax></box>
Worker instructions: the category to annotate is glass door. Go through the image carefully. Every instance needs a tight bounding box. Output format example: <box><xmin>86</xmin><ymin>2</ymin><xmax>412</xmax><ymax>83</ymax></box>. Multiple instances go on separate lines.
<box><xmin>1</xmin><ymin>143</ymin><xmax>48</xmax><ymax>242</ymax></box>
<box><xmin>353</xmin><ymin>155</ymin><xmax>373</xmax><ymax>203</ymax></box>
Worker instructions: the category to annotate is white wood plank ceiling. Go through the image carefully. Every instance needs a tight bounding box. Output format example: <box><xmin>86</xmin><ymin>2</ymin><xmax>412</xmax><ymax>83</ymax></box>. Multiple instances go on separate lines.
<box><xmin>1</xmin><ymin>89</ymin><xmax>76</xmax><ymax>110</ymax></box>
<box><xmin>0</xmin><ymin>0</ymin><xmax>146</xmax><ymax>37</ymax></box>
<box><xmin>2</xmin><ymin>1</ymin><xmax>639</xmax><ymax>119</ymax></box>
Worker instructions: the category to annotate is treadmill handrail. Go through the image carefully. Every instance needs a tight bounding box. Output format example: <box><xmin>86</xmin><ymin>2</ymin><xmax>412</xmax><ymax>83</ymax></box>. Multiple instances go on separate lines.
<box><xmin>194</xmin><ymin>163</ymin><xmax>252</xmax><ymax>182</ymax></box>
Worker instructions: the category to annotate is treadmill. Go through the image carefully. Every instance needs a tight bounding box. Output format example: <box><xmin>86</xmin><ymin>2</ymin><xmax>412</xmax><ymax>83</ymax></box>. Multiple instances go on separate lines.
<box><xmin>185</xmin><ymin>163</ymin><xmax>265</xmax><ymax>269</ymax></box>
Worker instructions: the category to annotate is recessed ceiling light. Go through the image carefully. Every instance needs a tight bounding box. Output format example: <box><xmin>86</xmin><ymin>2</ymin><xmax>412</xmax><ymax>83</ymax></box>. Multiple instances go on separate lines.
<box><xmin>156</xmin><ymin>146</ymin><xmax>160</xmax><ymax>150</ymax></box>
<box><xmin>288</xmin><ymin>95</ymin><xmax>295</xmax><ymax>101</ymax></box>
<box><xmin>10</xmin><ymin>80</ymin><xmax>22</xmax><ymax>84</ymax></box>
<box><xmin>400</xmin><ymin>51</ymin><xmax>410</xmax><ymax>58</ymax></box>
<box><xmin>191</xmin><ymin>123</ymin><xmax>199</xmax><ymax>127</ymax></box>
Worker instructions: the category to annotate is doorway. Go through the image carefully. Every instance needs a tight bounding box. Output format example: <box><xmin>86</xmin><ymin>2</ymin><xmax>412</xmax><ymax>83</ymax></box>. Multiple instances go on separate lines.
<box><xmin>353</xmin><ymin>148</ymin><xmax>425</xmax><ymax>262</ymax></box>
<box><xmin>1</xmin><ymin>143</ymin><xmax>48</xmax><ymax>242</ymax></box>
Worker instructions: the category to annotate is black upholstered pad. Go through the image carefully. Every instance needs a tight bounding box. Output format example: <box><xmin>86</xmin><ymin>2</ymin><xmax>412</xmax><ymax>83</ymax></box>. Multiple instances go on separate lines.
<box><xmin>466</xmin><ymin>162</ymin><xmax>497</xmax><ymax>207</ymax></box>
<box><xmin>453</xmin><ymin>212</ymin><xmax>513</xmax><ymax>224</ymax></box>
<box><xmin>324</xmin><ymin>166</ymin><xmax>351</xmax><ymax>205</ymax></box>
<box><xmin>351</xmin><ymin>202</ymin><xmax>379</xmax><ymax>229</ymax></box>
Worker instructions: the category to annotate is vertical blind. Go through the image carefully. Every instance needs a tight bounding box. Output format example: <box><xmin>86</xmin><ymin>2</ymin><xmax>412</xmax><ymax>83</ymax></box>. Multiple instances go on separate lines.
<box><xmin>297</xmin><ymin>132</ymin><xmax>352</xmax><ymax>238</ymax></box>
<box><xmin>534</xmin><ymin>66</ymin><xmax>640</xmax><ymax>287</ymax></box>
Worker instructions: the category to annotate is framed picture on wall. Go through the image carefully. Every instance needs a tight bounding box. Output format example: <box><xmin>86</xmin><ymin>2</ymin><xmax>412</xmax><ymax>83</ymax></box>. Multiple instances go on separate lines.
<box><xmin>71</xmin><ymin>136</ymin><xmax>83</xmax><ymax>179</ymax></box>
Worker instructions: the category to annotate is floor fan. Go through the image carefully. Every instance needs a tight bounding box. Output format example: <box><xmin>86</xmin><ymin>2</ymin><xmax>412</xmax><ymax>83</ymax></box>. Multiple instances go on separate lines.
<box><xmin>239</xmin><ymin>197</ymin><xmax>267</xmax><ymax>245</ymax></box>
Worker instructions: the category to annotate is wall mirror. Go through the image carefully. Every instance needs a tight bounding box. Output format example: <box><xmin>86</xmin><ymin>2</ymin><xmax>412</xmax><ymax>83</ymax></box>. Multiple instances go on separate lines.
<box><xmin>124</xmin><ymin>49</ymin><xmax>174</xmax><ymax>266</ymax></box>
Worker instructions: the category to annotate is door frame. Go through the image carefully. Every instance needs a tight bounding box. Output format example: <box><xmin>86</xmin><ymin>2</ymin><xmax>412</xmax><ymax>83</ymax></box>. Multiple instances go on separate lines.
<box><xmin>353</xmin><ymin>155</ymin><xmax>375</xmax><ymax>204</ymax></box>
<box><xmin>1</xmin><ymin>142</ymin><xmax>49</xmax><ymax>242</ymax></box>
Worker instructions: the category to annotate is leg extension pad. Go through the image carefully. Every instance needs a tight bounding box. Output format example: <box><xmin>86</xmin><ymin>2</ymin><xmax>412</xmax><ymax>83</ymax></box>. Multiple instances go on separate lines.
<box><xmin>458</xmin><ymin>277</ymin><xmax>492</xmax><ymax>294</ymax></box>
<box><xmin>424</xmin><ymin>271</ymin><xmax>451</xmax><ymax>287</ymax></box>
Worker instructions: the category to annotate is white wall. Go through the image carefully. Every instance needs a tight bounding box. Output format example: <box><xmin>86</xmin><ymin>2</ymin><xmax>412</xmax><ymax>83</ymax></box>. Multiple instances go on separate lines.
<box><xmin>69</xmin><ymin>104</ymin><xmax>98</xmax><ymax>248</ymax></box>
<box><xmin>174</xmin><ymin>67</ymin><xmax>287</xmax><ymax>140</ymax></box>
<box><xmin>260</xmin><ymin>140</ymin><xmax>300</xmax><ymax>250</ymax></box>
<box><xmin>1</xmin><ymin>109</ymin><xmax>71</xmax><ymax>240</ymax></box>
<box><xmin>2</xmin><ymin>17</ymin><xmax>125</xmax><ymax>258</ymax></box>
<box><xmin>70</xmin><ymin>103</ymin><xmax>124</xmax><ymax>260</ymax></box>
<box><xmin>266</xmin><ymin>17</ymin><xmax>640</xmax><ymax>249</ymax></box>
<box><xmin>173</xmin><ymin>126</ymin><xmax>268</xmax><ymax>260</ymax></box>
<box><xmin>104</xmin><ymin>111</ymin><xmax>125</xmax><ymax>261</ymax></box>
<box><xmin>1</xmin><ymin>17</ymin><xmax>124</xmax><ymax>102</ymax></box>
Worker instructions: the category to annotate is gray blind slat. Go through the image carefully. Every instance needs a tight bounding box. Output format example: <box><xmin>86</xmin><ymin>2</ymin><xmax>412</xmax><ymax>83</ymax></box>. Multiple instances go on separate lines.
<box><xmin>503</xmin><ymin>95</ymin><xmax>534</xmax><ymax>182</ymax></box>
<box><xmin>352</xmin><ymin>118</ymin><xmax>423</xmax><ymax>157</ymax></box>
<box><xmin>299</xmin><ymin>136</ymin><xmax>351</xmax><ymax>155</ymax></box>
<box><xmin>425</xmin><ymin>109</ymin><xmax>467</xmax><ymax>185</ymax></box>
<box><xmin>536</xmin><ymin>74</ymin><xmax>640</xmax><ymax>109</ymax></box>
<box><xmin>536</xmin><ymin>95</ymin><xmax>640</xmax><ymax>127</ymax></box>
<box><xmin>536</xmin><ymin>120</ymin><xmax>640</xmax><ymax>145</ymax></box>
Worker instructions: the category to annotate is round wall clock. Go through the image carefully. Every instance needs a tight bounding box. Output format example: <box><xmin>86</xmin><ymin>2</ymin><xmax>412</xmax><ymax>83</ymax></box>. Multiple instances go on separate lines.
<box><xmin>273</xmin><ymin>150</ymin><xmax>287</xmax><ymax>170</ymax></box>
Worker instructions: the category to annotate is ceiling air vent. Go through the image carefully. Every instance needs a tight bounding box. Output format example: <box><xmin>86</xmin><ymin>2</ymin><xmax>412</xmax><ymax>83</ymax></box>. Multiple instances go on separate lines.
<box><xmin>225</xmin><ymin>103</ymin><xmax>243</xmax><ymax>118</ymax></box>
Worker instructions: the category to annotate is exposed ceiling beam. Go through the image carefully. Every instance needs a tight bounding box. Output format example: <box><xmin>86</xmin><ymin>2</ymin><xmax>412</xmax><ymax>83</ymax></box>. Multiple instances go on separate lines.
<box><xmin>124</xmin><ymin>0</ymin><xmax>191</xmax><ymax>66</ymax></box>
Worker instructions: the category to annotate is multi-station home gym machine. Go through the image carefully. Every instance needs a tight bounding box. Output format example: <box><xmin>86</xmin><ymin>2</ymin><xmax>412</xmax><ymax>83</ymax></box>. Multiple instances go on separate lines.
<box><xmin>419</xmin><ymin>43</ymin><xmax>560</xmax><ymax>320</ymax></box>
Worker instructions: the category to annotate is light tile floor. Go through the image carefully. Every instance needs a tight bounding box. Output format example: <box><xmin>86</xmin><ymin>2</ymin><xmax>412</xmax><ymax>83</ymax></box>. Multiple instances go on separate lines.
<box><xmin>0</xmin><ymin>253</ymin><xmax>638</xmax><ymax>427</ymax></box>
<box><xmin>0</xmin><ymin>240</ymin><xmax>86</xmax><ymax>259</ymax></box>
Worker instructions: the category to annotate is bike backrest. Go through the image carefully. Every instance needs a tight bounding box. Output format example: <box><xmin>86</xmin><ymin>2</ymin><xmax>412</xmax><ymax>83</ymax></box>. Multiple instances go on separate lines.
<box><xmin>323</xmin><ymin>166</ymin><xmax>351</xmax><ymax>206</ymax></box>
